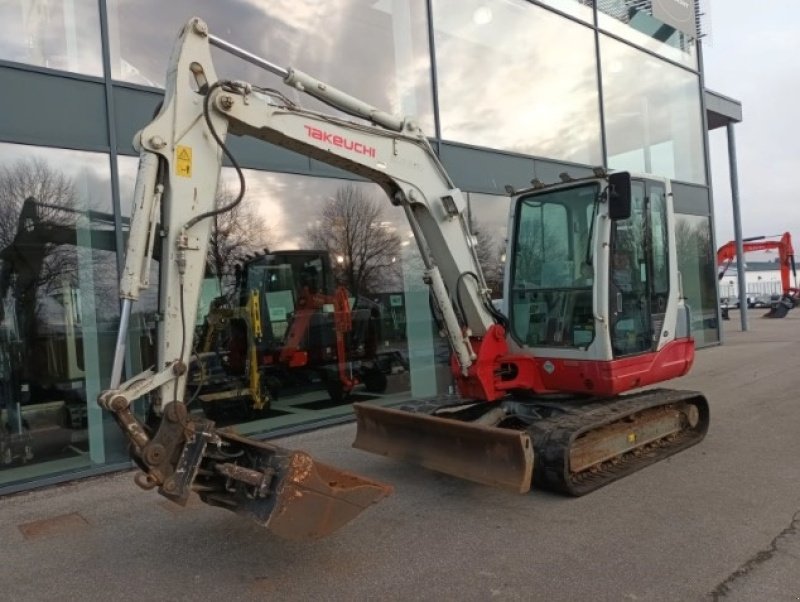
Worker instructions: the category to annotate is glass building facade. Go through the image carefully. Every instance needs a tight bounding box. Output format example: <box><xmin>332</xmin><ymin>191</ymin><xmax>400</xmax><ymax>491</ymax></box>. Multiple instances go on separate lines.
<box><xmin>0</xmin><ymin>0</ymin><xmax>720</xmax><ymax>493</ymax></box>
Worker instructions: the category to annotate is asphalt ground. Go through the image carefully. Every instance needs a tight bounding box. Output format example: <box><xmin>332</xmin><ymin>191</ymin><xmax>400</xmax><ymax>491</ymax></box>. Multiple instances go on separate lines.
<box><xmin>1</xmin><ymin>310</ymin><xmax>799</xmax><ymax>601</ymax></box>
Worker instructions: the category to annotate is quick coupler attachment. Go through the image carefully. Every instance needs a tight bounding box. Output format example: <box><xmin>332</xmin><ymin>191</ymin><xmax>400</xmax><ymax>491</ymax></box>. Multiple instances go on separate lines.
<box><xmin>118</xmin><ymin>401</ymin><xmax>392</xmax><ymax>540</ymax></box>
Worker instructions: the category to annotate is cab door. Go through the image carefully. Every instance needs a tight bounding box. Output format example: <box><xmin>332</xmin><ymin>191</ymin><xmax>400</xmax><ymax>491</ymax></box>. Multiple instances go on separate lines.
<box><xmin>609</xmin><ymin>179</ymin><xmax>669</xmax><ymax>357</ymax></box>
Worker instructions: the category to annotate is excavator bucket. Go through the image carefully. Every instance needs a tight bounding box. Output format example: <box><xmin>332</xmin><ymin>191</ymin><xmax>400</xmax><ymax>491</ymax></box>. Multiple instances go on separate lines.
<box><xmin>162</xmin><ymin>426</ymin><xmax>392</xmax><ymax>541</ymax></box>
<box><xmin>352</xmin><ymin>403</ymin><xmax>534</xmax><ymax>493</ymax></box>
<box><xmin>763</xmin><ymin>299</ymin><xmax>792</xmax><ymax>318</ymax></box>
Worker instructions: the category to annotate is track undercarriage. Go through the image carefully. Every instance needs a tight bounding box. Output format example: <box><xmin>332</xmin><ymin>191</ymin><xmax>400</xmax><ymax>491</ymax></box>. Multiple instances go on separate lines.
<box><xmin>354</xmin><ymin>388</ymin><xmax>709</xmax><ymax>496</ymax></box>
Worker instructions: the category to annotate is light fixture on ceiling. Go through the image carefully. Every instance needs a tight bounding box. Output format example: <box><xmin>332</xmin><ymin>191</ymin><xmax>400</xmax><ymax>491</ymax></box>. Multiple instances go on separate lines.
<box><xmin>473</xmin><ymin>6</ymin><xmax>493</xmax><ymax>25</ymax></box>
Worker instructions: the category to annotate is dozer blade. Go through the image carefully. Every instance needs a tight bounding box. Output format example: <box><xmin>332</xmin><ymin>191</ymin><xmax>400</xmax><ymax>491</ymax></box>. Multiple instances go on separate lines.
<box><xmin>352</xmin><ymin>402</ymin><xmax>534</xmax><ymax>493</ymax></box>
<box><xmin>162</xmin><ymin>426</ymin><xmax>391</xmax><ymax>541</ymax></box>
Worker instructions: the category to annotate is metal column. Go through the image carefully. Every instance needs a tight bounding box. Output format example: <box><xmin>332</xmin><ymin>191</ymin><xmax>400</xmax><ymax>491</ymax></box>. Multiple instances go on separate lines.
<box><xmin>727</xmin><ymin>122</ymin><xmax>748</xmax><ymax>331</ymax></box>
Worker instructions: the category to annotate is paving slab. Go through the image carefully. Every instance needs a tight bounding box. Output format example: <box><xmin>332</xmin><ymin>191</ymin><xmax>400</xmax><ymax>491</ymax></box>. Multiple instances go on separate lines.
<box><xmin>1</xmin><ymin>311</ymin><xmax>799</xmax><ymax>601</ymax></box>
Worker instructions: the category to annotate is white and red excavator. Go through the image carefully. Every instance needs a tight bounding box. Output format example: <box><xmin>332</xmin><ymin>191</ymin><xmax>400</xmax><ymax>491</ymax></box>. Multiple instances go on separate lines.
<box><xmin>98</xmin><ymin>18</ymin><xmax>709</xmax><ymax>541</ymax></box>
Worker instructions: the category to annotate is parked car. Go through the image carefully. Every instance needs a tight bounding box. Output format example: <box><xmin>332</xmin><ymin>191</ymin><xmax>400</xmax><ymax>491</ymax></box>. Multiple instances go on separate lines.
<box><xmin>720</xmin><ymin>293</ymin><xmax>775</xmax><ymax>309</ymax></box>
<box><xmin>751</xmin><ymin>293</ymin><xmax>774</xmax><ymax>308</ymax></box>
<box><xmin>720</xmin><ymin>296</ymin><xmax>740</xmax><ymax>310</ymax></box>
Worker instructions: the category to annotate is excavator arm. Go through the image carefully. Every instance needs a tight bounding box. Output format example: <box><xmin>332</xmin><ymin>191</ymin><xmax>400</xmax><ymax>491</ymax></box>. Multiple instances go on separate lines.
<box><xmin>96</xmin><ymin>19</ymin><xmax>422</xmax><ymax>540</ymax></box>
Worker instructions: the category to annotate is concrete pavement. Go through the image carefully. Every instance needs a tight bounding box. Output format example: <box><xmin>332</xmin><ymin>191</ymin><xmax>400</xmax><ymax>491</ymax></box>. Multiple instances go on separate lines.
<box><xmin>1</xmin><ymin>311</ymin><xmax>799</xmax><ymax>601</ymax></box>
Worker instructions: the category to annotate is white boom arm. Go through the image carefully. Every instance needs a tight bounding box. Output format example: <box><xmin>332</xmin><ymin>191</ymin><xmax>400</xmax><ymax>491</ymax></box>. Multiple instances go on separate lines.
<box><xmin>99</xmin><ymin>18</ymin><xmax>499</xmax><ymax>415</ymax></box>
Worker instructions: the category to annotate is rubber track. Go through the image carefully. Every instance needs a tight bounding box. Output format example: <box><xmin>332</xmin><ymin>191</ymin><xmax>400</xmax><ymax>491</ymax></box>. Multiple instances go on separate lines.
<box><xmin>399</xmin><ymin>388</ymin><xmax>709</xmax><ymax>497</ymax></box>
<box><xmin>525</xmin><ymin>388</ymin><xmax>710</xmax><ymax>496</ymax></box>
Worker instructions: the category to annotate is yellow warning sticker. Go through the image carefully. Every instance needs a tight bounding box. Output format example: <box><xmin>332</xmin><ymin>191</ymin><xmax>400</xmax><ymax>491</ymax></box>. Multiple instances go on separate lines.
<box><xmin>176</xmin><ymin>145</ymin><xmax>192</xmax><ymax>178</ymax></box>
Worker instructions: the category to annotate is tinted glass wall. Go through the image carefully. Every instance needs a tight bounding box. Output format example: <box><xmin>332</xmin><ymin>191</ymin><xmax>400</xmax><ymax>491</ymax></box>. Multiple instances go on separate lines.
<box><xmin>0</xmin><ymin>143</ymin><xmax>125</xmax><ymax>487</ymax></box>
<box><xmin>107</xmin><ymin>0</ymin><xmax>435</xmax><ymax>133</ymax></box>
<box><xmin>0</xmin><ymin>1</ymin><xmax>103</xmax><ymax>76</ymax></box>
<box><xmin>601</xmin><ymin>34</ymin><xmax>705</xmax><ymax>184</ymax></box>
<box><xmin>675</xmin><ymin>213</ymin><xmax>718</xmax><ymax>346</ymax></box>
<box><xmin>597</xmin><ymin>0</ymin><xmax>698</xmax><ymax>68</ymax></box>
<box><xmin>432</xmin><ymin>0</ymin><xmax>603</xmax><ymax>165</ymax></box>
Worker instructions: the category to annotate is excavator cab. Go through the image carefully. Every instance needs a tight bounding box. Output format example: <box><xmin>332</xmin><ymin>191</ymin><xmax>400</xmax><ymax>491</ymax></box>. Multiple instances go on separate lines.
<box><xmin>236</xmin><ymin>250</ymin><xmax>385</xmax><ymax>400</ymax></box>
<box><xmin>355</xmin><ymin>172</ymin><xmax>708</xmax><ymax>495</ymax></box>
<box><xmin>504</xmin><ymin>174</ymin><xmax>690</xmax><ymax>394</ymax></box>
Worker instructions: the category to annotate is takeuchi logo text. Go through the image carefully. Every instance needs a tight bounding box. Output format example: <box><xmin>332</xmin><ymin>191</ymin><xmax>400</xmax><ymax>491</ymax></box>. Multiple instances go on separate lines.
<box><xmin>304</xmin><ymin>125</ymin><xmax>376</xmax><ymax>158</ymax></box>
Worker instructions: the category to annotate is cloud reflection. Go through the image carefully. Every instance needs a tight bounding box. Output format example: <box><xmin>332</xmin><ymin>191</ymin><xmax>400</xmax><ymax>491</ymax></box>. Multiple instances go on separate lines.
<box><xmin>0</xmin><ymin>0</ymin><xmax>103</xmax><ymax>76</ymax></box>
<box><xmin>432</xmin><ymin>0</ymin><xmax>602</xmax><ymax>165</ymax></box>
<box><xmin>108</xmin><ymin>0</ymin><xmax>434</xmax><ymax>133</ymax></box>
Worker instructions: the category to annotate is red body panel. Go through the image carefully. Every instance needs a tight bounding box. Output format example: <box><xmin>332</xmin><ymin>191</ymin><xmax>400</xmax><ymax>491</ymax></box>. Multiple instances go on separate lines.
<box><xmin>277</xmin><ymin>285</ymin><xmax>357</xmax><ymax>389</ymax></box>
<box><xmin>530</xmin><ymin>339</ymin><xmax>695</xmax><ymax>396</ymax></box>
<box><xmin>451</xmin><ymin>325</ymin><xmax>695</xmax><ymax>401</ymax></box>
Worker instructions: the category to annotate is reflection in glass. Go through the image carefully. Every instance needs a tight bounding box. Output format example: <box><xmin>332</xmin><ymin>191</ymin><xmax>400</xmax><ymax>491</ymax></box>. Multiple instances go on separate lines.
<box><xmin>0</xmin><ymin>0</ymin><xmax>103</xmax><ymax>75</ymax></box>
<box><xmin>117</xmin><ymin>164</ymin><xmax>449</xmax><ymax>435</ymax></box>
<box><xmin>537</xmin><ymin>0</ymin><xmax>595</xmax><ymax>22</ymax></box>
<box><xmin>675</xmin><ymin>214</ymin><xmax>718</xmax><ymax>346</ymax></box>
<box><xmin>601</xmin><ymin>35</ymin><xmax>705</xmax><ymax>184</ymax></box>
<box><xmin>0</xmin><ymin>144</ymin><xmax>116</xmax><ymax>487</ymax></box>
<box><xmin>509</xmin><ymin>184</ymin><xmax>597</xmax><ymax>348</ymax></box>
<box><xmin>432</xmin><ymin>0</ymin><xmax>602</xmax><ymax>164</ymax></box>
<box><xmin>107</xmin><ymin>0</ymin><xmax>434</xmax><ymax>133</ymax></box>
<box><xmin>220</xmin><ymin>171</ymin><xmax>424</xmax><ymax>415</ymax></box>
<box><xmin>596</xmin><ymin>1</ymin><xmax>697</xmax><ymax>68</ymax></box>
<box><xmin>467</xmin><ymin>193</ymin><xmax>510</xmax><ymax>298</ymax></box>
<box><xmin>608</xmin><ymin>180</ymin><xmax>672</xmax><ymax>357</ymax></box>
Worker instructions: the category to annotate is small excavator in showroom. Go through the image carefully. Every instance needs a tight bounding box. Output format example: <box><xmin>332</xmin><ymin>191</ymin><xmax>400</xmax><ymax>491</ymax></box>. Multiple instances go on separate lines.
<box><xmin>98</xmin><ymin>18</ymin><xmax>709</xmax><ymax>541</ymax></box>
<box><xmin>191</xmin><ymin>248</ymin><xmax>387</xmax><ymax>420</ymax></box>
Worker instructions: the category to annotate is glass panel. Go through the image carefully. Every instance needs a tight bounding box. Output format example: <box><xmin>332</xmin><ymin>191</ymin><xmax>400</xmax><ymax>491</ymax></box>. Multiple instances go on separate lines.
<box><xmin>596</xmin><ymin>1</ymin><xmax>697</xmax><ymax>68</ymax></box>
<box><xmin>432</xmin><ymin>0</ymin><xmax>602</xmax><ymax>164</ymax></box>
<box><xmin>0</xmin><ymin>143</ymin><xmax>118</xmax><ymax>488</ymax></box>
<box><xmin>601</xmin><ymin>34</ymin><xmax>706</xmax><ymax>184</ymax></box>
<box><xmin>609</xmin><ymin>181</ymin><xmax>653</xmax><ymax>356</ymax></box>
<box><xmin>675</xmin><ymin>213</ymin><xmax>718</xmax><ymax>346</ymax></box>
<box><xmin>649</xmin><ymin>182</ymin><xmax>669</xmax><ymax>296</ymax></box>
<box><xmin>509</xmin><ymin>183</ymin><xmax>598</xmax><ymax>347</ymax></box>
<box><xmin>537</xmin><ymin>0</ymin><xmax>595</xmax><ymax>22</ymax></box>
<box><xmin>107</xmin><ymin>0</ymin><xmax>434</xmax><ymax>133</ymax></box>
<box><xmin>117</xmin><ymin>163</ymin><xmax>449</xmax><ymax>435</ymax></box>
<box><xmin>0</xmin><ymin>0</ymin><xmax>103</xmax><ymax>76</ymax></box>
<box><xmin>609</xmin><ymin>178</ymin><xmax>671</xmax><ymax>356</ymax></box>
<box><xmin>466</xmin><ymin>193</ymin><xmax>511</xmax><ymax>298</ymax></box>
